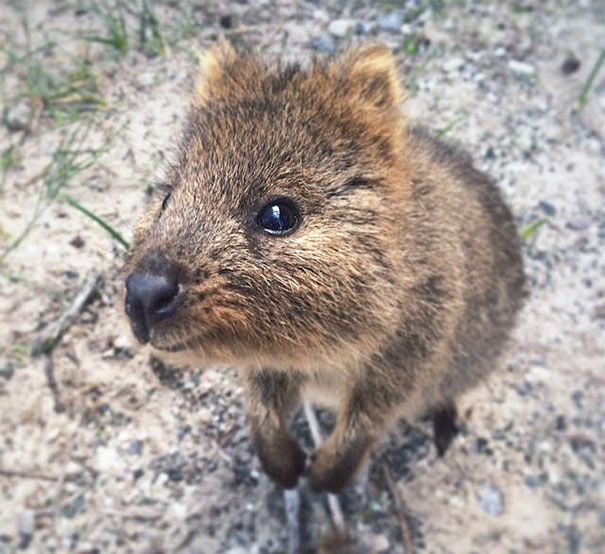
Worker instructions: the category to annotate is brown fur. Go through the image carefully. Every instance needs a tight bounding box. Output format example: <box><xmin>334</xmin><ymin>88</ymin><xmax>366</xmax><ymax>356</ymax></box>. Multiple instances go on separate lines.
<box><xmin>124</xmin><ymin>43</ymin><xmax>525</xmax><ymax>493</ymax></box>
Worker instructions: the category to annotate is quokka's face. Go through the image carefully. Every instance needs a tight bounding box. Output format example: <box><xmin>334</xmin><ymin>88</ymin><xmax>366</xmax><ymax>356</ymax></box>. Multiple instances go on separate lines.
<box><xmin>124</xmin><ymin>43</ymin><xmax>411</xmax><ymax>367</ymax></box>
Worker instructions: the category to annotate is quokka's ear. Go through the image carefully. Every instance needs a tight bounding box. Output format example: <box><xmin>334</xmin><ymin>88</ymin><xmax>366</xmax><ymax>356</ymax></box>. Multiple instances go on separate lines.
<box><xmin>194</xmin><ymin>41</ymin><xmax>237</xmax><ymax>104</ymax></box>
<box><xmin>338</xmin><ymin>43</ymin><xmax>405</xmax><ymax>110</ymax></box>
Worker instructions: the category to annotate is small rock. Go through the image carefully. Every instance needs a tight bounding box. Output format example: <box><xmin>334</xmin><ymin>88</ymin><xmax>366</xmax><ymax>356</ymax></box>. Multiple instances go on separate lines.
<box><xmin>198</xmin><ymin>407</ymin><xmax>213</xmax><ymax>424</ymax></box>
<box><xmin>95</xmin><ymin>446</ymin><xmax>121</xmax><ymax>472</ymax></box>
<box><xmin>137</xmin><ymin>72</ymin><xmax>155</xmax><ymax>88</ymax></box>
<box><xmin>3</xmin><ymin>101</ymin><xmax>32</xmax><ymax>132</ymax></box>
<box><xmin>516</xmin><ymin>380</ymin><xmax>532</xmax><ymax>396</ymax></box>
<box><xmin>524</xmin><ymin>475</ymin><xmax>539</xmax><ymax>489</ymax></box>
<box><xmin>219</xmin><ymin>14</ymin><xmax>233</xmax><ymax>29</ymax></box>
<box><xmin>69</xmin><ymin>235</ymin><xmax>85</xmax><ymax>249</ymax></box>
<box><xmin>473</xmin><ymin>437</ymin><xmax>492</xmax><ymax>455</ymax></box>
<box><xmin>113</xmin><ymin>333</ymin><xmax>132</xmax><ymax>351</ymax></box>
<box><xmin>370</xmin><ymin>533</ymin><xmax>390</xmax><ymax>552</ymax></box>
<box><xmin>376</xmin><ymin>9</ymin><xmax>404</xmax><ymax>32</ymax></box>
<box><xmin>538</xmin><ymin>200</ymin><xmax>556</xmax><ymax>216</ymax></box>
<box><xmin>312</xmin><ymin>9</ymin><xmax>329</xmax><ymax>23</ymax></box>
<box><xmin>555</xmin><ymin>415</ymin><xmax>567</xmax><ymax>431</ymax></box>
<box><xmin>128</xmin><ymin>440</ymin><xmax>144</xmax><ymax>456</ymax></box>
<box><xmin>310</xmin><ymin>34</ymin><xmax>335</xmax><ymax>54</ymax></box>
<box><xmin>561</xmin><ymin>56</ymin><xmax>580</xmax><ymax>75</ymax></box>
<box><xmin>63</xmin><ymin>494</ymin><xmax>85</xmax><ymax>518</ymax></box>
<box><xmin>566</xmin><ymin>220</ymin><xmax>589</xmax><ymax>231</ymax></box>
<box><xmin>18</xmin><ymin>509</ymin><xmax>35</xmax><ymax>549</ymax></box>
<box><xmin>492</xmin><ymin>428</ymin><xmax>506</xmax><ymax>441</ymax></box>
<box><xmin>178</xmin><ymin>424</ymin><xmax>191</xmax><ymax>441</ymax></box>
<box><xmin>328</xmin><ymin>19</ymin><xmax>355</xmax><ymax>38</ymax></box>
<box><xmin>478</xmin><ymin>485</ymin><xmax>503</xmax><ymax>515</ymax></box>
<box><xmin>508</xmin><ymin>59</ymin><xmax>536</xmax><ymax>76</ymax></box>
<box><xmin>443</xmin><ymin>57</ymin><xmax>464</xmax><ymax>72</ymax></box>
<box><xmin>355</xmin><ymin>21</ymin><xmax>375</xmax><ymax>35</ymax></box>
<box><xmin>0</xmin><ymin>362</ymin><xmax>15</xmax><ymax>379</ymax></box>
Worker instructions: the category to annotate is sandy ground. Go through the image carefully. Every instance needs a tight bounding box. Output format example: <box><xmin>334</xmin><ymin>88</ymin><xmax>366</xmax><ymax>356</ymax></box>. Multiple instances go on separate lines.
<box><xmin>1</xmin><ymin>1</ymin><xmax>604</xmax><ymax>553</ymax></box>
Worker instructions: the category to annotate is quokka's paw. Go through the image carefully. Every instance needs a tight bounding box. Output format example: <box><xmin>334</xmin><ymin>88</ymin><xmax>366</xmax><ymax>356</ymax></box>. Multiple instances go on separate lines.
<box><xmin>256</xmin><ymin>434</ymin><xmax>307</xmax><ymax>489</ymax></box>
<box><xmin>308</xmin><ymin>441</ymin><xmax>363</xmax><ymax>494</ymax></box>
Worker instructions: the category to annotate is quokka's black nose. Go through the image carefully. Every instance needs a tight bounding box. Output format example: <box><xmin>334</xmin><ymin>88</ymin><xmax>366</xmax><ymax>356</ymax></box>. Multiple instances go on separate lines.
<box><xmin>125</xmin><ymin>271</ymin><xmax>180</xmax><ymax>344</ymax></box>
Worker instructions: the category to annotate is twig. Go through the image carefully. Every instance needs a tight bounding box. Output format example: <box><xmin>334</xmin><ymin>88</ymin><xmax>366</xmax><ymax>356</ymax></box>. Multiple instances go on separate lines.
<box><xmin>303</xmin><ymin>401</ymin><xmax>347</xmax><ymax>538</ymax></box>
<box><xmin>35</xmin><ymin>272</ymin><xmax>102</xmax><ymax>355</ymax></box>
<box><xmin>44</xmin><ymin>353</ymin><xmax>65</xmax><ymax>413</ymax></box>
<box><xmin>284</xmin><ymin>488</ymin><xmax>301</xmax><ymax>554</ymax></box>
<box><xmin>382</xmin><ymin>464</ymin><xmax>415</xmax><ymax>554</ymax></box>
<box><xmin>102</xmin><ymin>508</ymin><xmax>162</xmax><ymax>522</ymax></box>
<box><xmin>0</xmin><ymin>468</ymin><xmax>59</xmax><ymax>481</ymax></box>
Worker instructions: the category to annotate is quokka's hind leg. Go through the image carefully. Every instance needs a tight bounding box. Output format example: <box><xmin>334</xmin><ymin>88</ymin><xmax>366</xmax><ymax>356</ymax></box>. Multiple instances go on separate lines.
<box><xmin>432</xmin><ymin>401</ymin><xmax>458</xmax><ymax>457</ymax></box>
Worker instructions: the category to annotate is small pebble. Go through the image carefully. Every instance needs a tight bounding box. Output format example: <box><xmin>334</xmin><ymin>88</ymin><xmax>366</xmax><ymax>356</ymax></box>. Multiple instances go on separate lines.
<box><xmin>538</xmin><ymin>200</ymin><xmax>556</xmax><ymax>216</ymax></box>
<box><xmin>3</xmin><ymin>101</ymin><xmax>32</xmax><ymax>132</ymax></box>
<box><xmin>555</xmin><ymin>415</ymin><xmax>567</xmax><ymax>431</ymax></box>
<box><xmin>561</xmin><ymin>56</ymin><xmax>581</xmax><ymax>75</ymax></box>
<box><xmin>524</xmin><ymin>475</ymin><xmax>538</xmax><ymax>489</ymax></box>
<box><xmin>328</xmin><ymin>19</ymin><xmax>355</xmax><ymax>38</ymax></box>
<box><xmin>516</xmin><ymin>380</ymin><xmax>533</xmax><ymax>396</ymax></box>
<box><xmin>492</xmin><ymin>428</ymin><xmax>506</xmax><ymax>441</ymax></box>
<box><xmin>443</xmin><ymin>57</ymin><xmax>464</xmax><ymax>72</ymax></box>
<box><xmin>0</xmin><ymin>362</ymin><xmax>15</xmax><ymax>379</ymax></box>
<box><xmin>355</xmin><ymin>21</ymin><xmax>374</xmax><ymax>35</ymax></box>
<box><xmin>69</xmin><ymin>235</ymin><xmax>85</xmax><ymax>249</ymax></box>
<box><xmin>376</xmin><ymin>9</ymin><xmax>404</xmax><ymax>32</ymax></box>
<box><xmin>18</xmin><ymin>509</ymin><xmax>35</xmax><ymax>549</ymax></box>
<box><xmin>128</xmin><ymin>440</ymin><xmax>144</xmax><ymax>456</ymax></box>
<box><xmin>473</xmin><ymin>437</ymin><xmax>490</xmax><ymax>453</ymax></box>
<box><xmin>219</xmin><ymin>14</ymin><xmax>233</xmax><ymax>29</ymax></box>
<box><xmin>478</xmin><ymin>485</ymin><xmax>503</xmax><ymax>515</ymax></box>
<box><xmin>371</xmin><ymin>533</ymin><xmax>390</xmax><ymax>552</ymax></box>
<box><xmin>312</xmin><ymin>9</ymin><xmax>329</xmax><ymax>23</ymax></box>
<box><xmin>63</xmin><ymin>494</ymin><xmax>85</xmax><ymax>518</ymax></box>
<box><xmin>566</xmin><ymin>220</ymin><xmax>589</xmax><ymax>231</ymax></box>
<box><xmin>178</xmin><ymin>424</ymin><xmax>192</xmax><ymax>441</ymax></box>
<box><xmin>508</xmin><ymin>59</ymin><xmax>536</xmax><ymax>76</ymax></box>
<box><xmin>310</xmin><ymin>34</ymin><xmax>335</xmax><ymax>54</ymax></box>
<box><xmin>571</xmin><ymin>390</ymin><xmax>584</xmax><ymax>408</ymax></box>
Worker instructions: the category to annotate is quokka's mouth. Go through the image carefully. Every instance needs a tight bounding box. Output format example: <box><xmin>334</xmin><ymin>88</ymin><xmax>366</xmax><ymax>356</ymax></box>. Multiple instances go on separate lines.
<box><xmin>150</xmin><ymin>333</ymin><xmax>204</xmax><ymax>353</ymax></box>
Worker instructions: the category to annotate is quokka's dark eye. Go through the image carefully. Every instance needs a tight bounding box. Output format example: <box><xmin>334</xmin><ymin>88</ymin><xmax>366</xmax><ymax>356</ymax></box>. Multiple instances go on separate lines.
<box><xmin>256</xmin><ymin>197</ymin><xmax>300</xmax><ymax>236</ymax></box>
<box><xmin>161</xmin><ymin>190</ymin><xmax>171</xmax><ymax>211</ymax></box>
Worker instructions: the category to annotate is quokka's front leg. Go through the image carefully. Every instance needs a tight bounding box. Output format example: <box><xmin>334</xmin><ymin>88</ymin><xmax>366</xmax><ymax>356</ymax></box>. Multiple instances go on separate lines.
<box><xmin>308</xmin><ymin>379</ymin><xmax>397</xmax><ymax>493</ymax></box>
<box><xmin>244</xmin><ymin>369</ymin><xmax>306</xmax><ymax>489</ymax></box>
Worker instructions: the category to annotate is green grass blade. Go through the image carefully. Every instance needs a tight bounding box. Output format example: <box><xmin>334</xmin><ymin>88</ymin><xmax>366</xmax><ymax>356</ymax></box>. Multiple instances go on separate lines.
<box><xmin>59</xmin><ymin>193</ymin><xmax>130</xmax><ymax>250</ymax></box>
<box><xmin>520</xmin><ymin>218</ymin><xmax>548</xmax><ymax>241</ymax></box>
<box><xmin>436</xmin><ymin>112</ymin><xmax>468</xmax><ymax>138</ymax></box>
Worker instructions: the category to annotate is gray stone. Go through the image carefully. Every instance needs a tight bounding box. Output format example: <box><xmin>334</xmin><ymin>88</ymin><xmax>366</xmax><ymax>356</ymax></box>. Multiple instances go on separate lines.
<box><xmin>376</xmin><ymin>9</ymin><xmax>404</xmax><ymax>32</ymax></box>
<box><xmin>508</xmin><ymin>59</ymin><xmax>536</xmax><ymax>76</ymax></box>
<box><xmin>566</xmin><ymin>220</ymin><xmax>589</xmax><ymax>231</ymax></box>
<box><xmin>310</xmin><ymin>34</ymin><xmax>335</xmax><ymax>54</ymax></box>
<box><xmin>3</xmin><ymin>101</ymin><xmax>32</xmax><ymax>132</ymax></box>
<box><xmin>328</xmin><ymin>19</ymin><xmax>356</xmax><ymax>38</ymax></box>
<box><xmin>478</xmin><ymin>484</ymin><xmax>503</xmax><ymax>515</ymax></box>
<box><xmin>538</xmin><ymin>200</ymin><xmax>556</xmax><ymax>216</ymax></box>
<box><xmin>18</xmin><ymin>509</ymin><xmax>35</xmax><ymax>548</ymax></box>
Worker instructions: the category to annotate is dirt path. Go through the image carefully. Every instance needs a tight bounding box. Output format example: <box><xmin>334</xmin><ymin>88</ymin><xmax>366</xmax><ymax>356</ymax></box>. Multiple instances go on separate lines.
<box><xmin>1</xmin><ymin>2</ymin><xmax>603</xmax><ymax>553</ymax></box>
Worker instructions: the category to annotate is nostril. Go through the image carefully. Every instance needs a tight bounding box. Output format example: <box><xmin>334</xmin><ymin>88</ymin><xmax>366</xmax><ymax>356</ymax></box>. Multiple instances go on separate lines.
<box><xmin>125</xmin><ymin>272</ymin><xmax>180</xmax><ymax>342</ymax></box>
